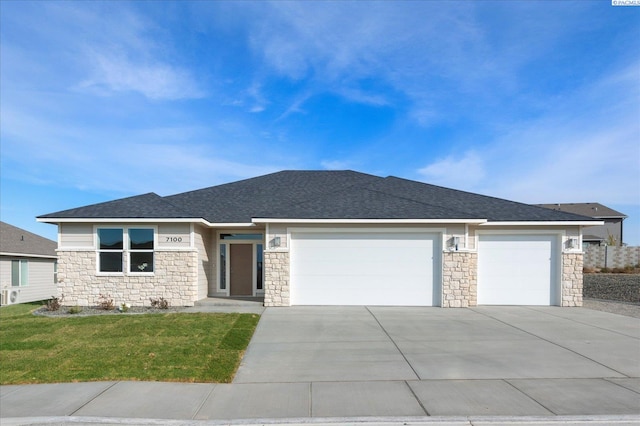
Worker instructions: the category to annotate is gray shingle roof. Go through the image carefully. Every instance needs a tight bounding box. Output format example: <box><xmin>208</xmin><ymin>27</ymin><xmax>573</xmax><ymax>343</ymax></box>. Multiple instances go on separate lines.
<box><xmin>39</xmin><ymin>171</ymin><xmax>596</xmax><ymax>223</ymax></box>
<box><xmin>162</xmin><ymin>171</ymin><xmax>382</xmax><ymax>223</ymax></box>
<box><xmin>535</xmin><ymin>203</ymin><xmax>627</xmax><ymax>219</ymax></box>
<box><xmin>0</xmin><ymin>222</ymin><xmax>57</xmax><ymax>257</ymax></box>
<box><xmin>38</xmin><ymin>193</ymin><xmax>195</xmax><ymax>219</ymax></box>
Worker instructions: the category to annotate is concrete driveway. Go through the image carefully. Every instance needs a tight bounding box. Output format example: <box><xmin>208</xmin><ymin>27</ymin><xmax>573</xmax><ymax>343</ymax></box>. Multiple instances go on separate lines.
<box><xmin>231</xmin><ymin>306</ymin><xmax>640</xmax><ymax>417</ymax></box>
<box><xmin>2</xmin><ymin>306</ymin><xmax>639</xmax><ymax>422</ymax></box>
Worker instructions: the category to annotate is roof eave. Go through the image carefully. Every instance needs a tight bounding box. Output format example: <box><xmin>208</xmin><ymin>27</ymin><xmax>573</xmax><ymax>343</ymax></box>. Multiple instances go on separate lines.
<box><xmin>206</xmin><ymin>223</ymin><xmax>258</xmax><ymax>228</ymax></box>
<box><xmin>37</xmin><ymin>217</ymin><xmax>210</xmax><ymax>225</ymax></box>
<box><xmin>480</xmin><ymin>220</ymin><xmax>605</xmax><ymax>226</ymax></box>
<box><xmin>252</xmin><ymin>218</ymin><xmax>488</xmax><ymax>224</ymax></box>
<box><xmin>592</xmin><ymin>215</ymin><xmax>628</xmax><ymax>219</ymax></box>
<box><xmin>0</xmin><ymin>252</ymin><xmax>57</xmax><ymax>259</ymax></box>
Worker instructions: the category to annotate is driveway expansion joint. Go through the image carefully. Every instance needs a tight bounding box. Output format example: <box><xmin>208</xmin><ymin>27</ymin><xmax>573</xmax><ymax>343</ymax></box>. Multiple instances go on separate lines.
<box><xmin>527</xmin><ymin>306</ymin><xmax>640</xmax><ymax>339</ymax></box>
<box><xmin>365</xmin><ymin>306</ymin><xmax>421</xmax><ymax>381</ymax></box>
<box><xmin>192</xmin><ymin>384</ymin><xmax>217</xmax><ymax>420</ymax></box>
<box><xmin>470</xmin><ymin>307</ymin><xmax>630</xmax><ymax>378</ymax></box>
<box><xmin>69</xmin><ymin>381</ymin><xmax>119</xmax><ymax>417</ymax></box>
<box><xmin>502</xmin><ymin>379</ymin><xmax>557</xmax><ymax>415</ymax></box>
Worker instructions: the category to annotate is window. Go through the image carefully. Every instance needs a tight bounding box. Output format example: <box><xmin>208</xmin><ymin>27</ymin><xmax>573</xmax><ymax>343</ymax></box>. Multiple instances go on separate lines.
<box><xmin>219</xmin><ymin>244</ymin><xmax>226</xmax><ymax>290</ymax></box>
<box><xmin>98</xmin><ymin>228</ymin><xmax>123</xmax><ymax>272</ymax></box>
<box><xmin>97</xmin><ymin>227</ymin><xmax>155</xmax><ymax>274</ymax></box>
<box><xmin>11</xmin><ymin>260</ymin><xmax>28</xmax><ymax>287</ymax></box>
<box><xmin>129</xmin><ymin>228</ymin><xmax>154</xmax><ymax>273</ymax></box>
<box><xmin>257</xmin><ymin>244</ymin><xmax>263</xmax><ymax>290</ymax></box>
<box><xmin>220</xmin><ymin>233</ymin><xmax>263</xmax><ymax>240</ymax></box>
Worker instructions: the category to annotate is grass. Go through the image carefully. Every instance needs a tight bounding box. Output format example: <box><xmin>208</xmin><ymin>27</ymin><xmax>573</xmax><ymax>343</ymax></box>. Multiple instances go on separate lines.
<box><xmin>0</xmin><ymin>303</ymin><xmax>260</xmax><ymax>385</ymax></box>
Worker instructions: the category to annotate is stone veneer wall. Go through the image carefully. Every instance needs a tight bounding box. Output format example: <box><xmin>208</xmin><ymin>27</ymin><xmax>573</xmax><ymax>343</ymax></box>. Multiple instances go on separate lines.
<box><xmin>442</xmin><ymin>251</ymin><xmax>477</xmax><ymax>307</ymax></box>
<box><xmin>562</xmin><ymin>252</ymin><xmax>583</xmax><ymax>307</ymax></box>
<box><xmin>264</xmin><ymin>251</ymin><xmax>290</xmax><ymax>306</ymax></box>
<box><xmin>56</xmin><ymin>250</ymin><xmax>199</xmax><ymax>307</ymax></box>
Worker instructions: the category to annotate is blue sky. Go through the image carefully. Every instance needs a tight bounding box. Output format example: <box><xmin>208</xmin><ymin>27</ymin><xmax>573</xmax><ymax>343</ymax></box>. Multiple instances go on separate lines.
<box><xmin>1</xmin><ymin>1</ymin><xmax>639</xmax><ymax>244</ymax></box>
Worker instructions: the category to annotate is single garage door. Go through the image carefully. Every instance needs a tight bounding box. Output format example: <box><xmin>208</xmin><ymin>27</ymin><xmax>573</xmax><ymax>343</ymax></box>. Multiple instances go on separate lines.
<box><xmin>477</xmin><ymin>234</ymin><xmax>559</xmax><ymax>305</ymax></box>
<box><xmin>290</xmin><ymin>231</ymin><xmax>440</xmax><ymax>306</ymax></box>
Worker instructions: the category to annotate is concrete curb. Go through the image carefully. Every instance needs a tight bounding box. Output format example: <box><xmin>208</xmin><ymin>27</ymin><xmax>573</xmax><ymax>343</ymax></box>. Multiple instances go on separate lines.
<box><xmin>1</xmin><ymin>415</ymin><xmax>639</xmax><ymax>426</ymax></box>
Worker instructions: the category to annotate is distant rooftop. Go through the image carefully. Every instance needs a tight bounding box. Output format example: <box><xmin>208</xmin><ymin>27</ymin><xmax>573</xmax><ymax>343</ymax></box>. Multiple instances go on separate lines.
<box><xmin>535</xmin><ymin>203</ymin><xmax>627</xmax><ymax>219</ymax></box>
<box><xmin>0</xmin><ymin>221</ymin><xmax>57</xmax><ymax>257</ymax></box>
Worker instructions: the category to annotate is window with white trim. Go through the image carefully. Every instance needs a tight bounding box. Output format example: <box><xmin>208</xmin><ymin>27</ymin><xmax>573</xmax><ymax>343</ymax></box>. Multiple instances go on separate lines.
<box><xmin>98</xmin><ymin>228</ymin><xmax>124</xmax><ymax>273</ymax></box>
<box><xmin>129</xmin><ymin>228</ymin><xmax>154</xmax><ymax>273</ymax></box>
<box><xmin>11</xmin><ymin>260</ymin><xmax>28</xmax><ymax>286</ymax></box>
<box><xmin>97</xmin><ymin>227</ymin><xmax>155</xmax><ymax>274</ymax></box>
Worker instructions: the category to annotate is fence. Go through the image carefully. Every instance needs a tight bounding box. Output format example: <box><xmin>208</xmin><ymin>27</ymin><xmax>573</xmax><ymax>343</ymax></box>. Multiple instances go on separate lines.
<box><xmin>583</xmin><ymin>245</ymin><xmax>640</xmax><ymax>269</ymax></box>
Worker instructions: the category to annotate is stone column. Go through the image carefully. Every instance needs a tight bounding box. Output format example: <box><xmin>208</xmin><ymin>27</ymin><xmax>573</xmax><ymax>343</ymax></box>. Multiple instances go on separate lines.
<box><xmin>264</xmin><ymin>251</ymin><xmax>290</xmax><ymax>307</ymax></box>
<box><xmin>562</xmin><ymin>252</ymin><xmax>583</xmax><ymax>307</ymax></box>
<box><xmin>441</xmin><ymin>251</ymin><xmax>477</xmax><ymax>307</ymax></box>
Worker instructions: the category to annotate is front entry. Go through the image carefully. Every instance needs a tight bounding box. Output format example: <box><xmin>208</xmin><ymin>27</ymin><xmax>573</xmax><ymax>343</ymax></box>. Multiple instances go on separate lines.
<box><xmin>230</xmin><ymin>244</ymin><xmax>253</xmax><ymax>296</ymax></box>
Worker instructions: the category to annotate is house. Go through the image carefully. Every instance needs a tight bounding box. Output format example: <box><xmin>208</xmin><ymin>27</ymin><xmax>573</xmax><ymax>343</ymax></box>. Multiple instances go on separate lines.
<box><xmin>535</xmin><ymin>203</ymin><xmax>627</xmax><ymax>246</ymax></box>
<box><xmin>0</xmin><ymin>221</ymin><xmax>57</xmax><ymax>305</ymax></box>
<box><xmin>37</xmin><ymin>170</ymin><xmax>601</xmax><ymax>308</ymax></box>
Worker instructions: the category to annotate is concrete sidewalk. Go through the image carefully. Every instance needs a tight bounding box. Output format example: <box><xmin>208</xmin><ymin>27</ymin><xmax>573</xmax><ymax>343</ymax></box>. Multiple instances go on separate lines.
<box><xmin>1</xmin><ymin>306</ymin><xmax>639</xmax><ymax>424</ymax></box>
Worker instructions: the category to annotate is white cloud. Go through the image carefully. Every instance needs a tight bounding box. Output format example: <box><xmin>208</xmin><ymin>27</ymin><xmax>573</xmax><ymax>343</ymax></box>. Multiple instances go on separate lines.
<box><xmin>418</xmin><ymin>151</ymin><xmax>485</xmax><ymax>190</ymax></box>
<box><xmin>3</xmin><ymin>2</ymin><xmax>204</xmax><ymax>101</ymax></box>
<box><xmin>77</xmin><ymin>51</ymin><xmax>203</xmax><ymax>100</ymax></box>
<box><xmin>415</xmin><ymin>61</ymin><xmax>640</xmax><ymax>206</ymax></box>
<box><xmin>0</xmin><ymin>105</ymin><xmax>281</xmax><ymax>196</ymax></box>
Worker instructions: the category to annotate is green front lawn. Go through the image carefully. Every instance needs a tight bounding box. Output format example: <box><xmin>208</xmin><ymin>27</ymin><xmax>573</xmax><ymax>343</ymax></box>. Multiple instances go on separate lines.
<box><xmin>0</xmin><ymin>303</ymin><xmax>260</xmax><ymax>384</ymax></box>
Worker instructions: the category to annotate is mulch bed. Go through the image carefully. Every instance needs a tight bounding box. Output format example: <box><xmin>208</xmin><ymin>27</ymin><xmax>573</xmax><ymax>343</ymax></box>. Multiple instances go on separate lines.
<box><xmin>34</xmin><ymin>306</ymin><xmax>185</xmax><ymax>317</ymax></box>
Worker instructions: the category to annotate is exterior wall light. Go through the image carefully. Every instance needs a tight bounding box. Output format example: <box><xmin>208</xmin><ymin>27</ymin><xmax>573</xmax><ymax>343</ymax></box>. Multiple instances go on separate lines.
<box><xmin>449</xmin><ymin>236</ymin><xmax>460</xmax><ymax>251</ymax></box>
<box><xmin>270</xmin><ymin>236</ymin><xmax>281</xmax><ymax>248</ymax></box>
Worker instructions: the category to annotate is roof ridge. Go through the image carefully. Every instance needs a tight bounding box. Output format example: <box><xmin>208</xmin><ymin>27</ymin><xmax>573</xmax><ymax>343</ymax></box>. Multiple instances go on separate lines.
<box><xmin>164</xmin><ymin>170</ymin><xmax>379</xmax><ymax>198</ymax></box>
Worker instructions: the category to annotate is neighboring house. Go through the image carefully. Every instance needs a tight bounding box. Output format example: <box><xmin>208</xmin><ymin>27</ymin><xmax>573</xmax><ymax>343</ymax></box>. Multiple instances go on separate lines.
<box><xmin>38</xmin><ymin>171</ymin><xmax>600</xmax><ymax>308</ymax></box>
<box><xmin>0</xmin><ymin>221</ymin><xmax>57</xmax><ymax>305</ymax></box>
<box><xmin>535</xmin><ymin>203</ymin><xmax>627</xmax><ymax>246</ymax></box>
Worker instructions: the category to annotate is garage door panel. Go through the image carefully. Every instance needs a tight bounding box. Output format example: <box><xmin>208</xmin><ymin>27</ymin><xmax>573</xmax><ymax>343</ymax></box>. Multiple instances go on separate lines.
<box><xmin>293</xmin><ymin>257</ymin><xmax>431</xmax><ymax>275</ymax></box>
<box><xmin>295</xmin><ymin>275</ymin><xmax>431</xmax><ymax>304</ymax></box>
<box><xmin>291</xmin><ymin>231</ymin><xmax>439</xmax><ymax>306</ymax></box>
<box><xmin>478</xmin><ymin>234</ymin><xmax>558</xmax><ymax>306</ymax></box>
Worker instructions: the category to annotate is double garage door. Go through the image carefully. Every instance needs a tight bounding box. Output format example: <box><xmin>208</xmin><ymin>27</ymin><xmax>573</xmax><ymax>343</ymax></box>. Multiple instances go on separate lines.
<box><xmin>289</xmin><ymin>231</ymin><xmax>560</xmax><ymax>306</ymax></box>
<box><xmin>290</xmin><ymin>231</ymin><xmax>440</xmax><ymax>306</ymax></box>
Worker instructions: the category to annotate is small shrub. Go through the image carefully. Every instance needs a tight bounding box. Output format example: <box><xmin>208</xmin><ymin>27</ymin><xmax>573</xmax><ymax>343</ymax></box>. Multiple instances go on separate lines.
<box><xmin>45</xmin><ymin>295</ymin><xmax>64</xmax><ymax>311</ymax></box>
<box><xmin>97</xmin><ymin>294</ymin><xmax>115</xmax><ymax>310</ymax></box>
<box><xmin>600</xmin><ymin>267</ymin><xmax>611</xmax><ymax>273</ymax></box>
<box><xmin>119</xmin><ymin>303</ymin><xmax>130</xmax><ymax>313</ymax></box>
<box><xmin>68</xmin><ymin>306</ymin><xmax>82</xmax><ymax>315</ymax></box>
<box><xmin>583</xmin><ymin>267</ymin><xmax>596</xmax><ymax>274</ymax></box>
<box><xmin>612</xmin><ymin>267</ymin><xmax>625</xmax><ymax>274</ymax></box>
<box><xmin>149</xmin><ymin>297</ymin><xmax>170</xmax><ymax>309</ymax></box>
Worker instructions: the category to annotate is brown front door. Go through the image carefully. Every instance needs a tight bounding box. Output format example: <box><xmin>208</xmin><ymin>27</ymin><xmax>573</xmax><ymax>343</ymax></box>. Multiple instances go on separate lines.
<box><xmin>230</xmin><ymin>244</ymin><xmax>253</xmax><ymax>296</ymax></box>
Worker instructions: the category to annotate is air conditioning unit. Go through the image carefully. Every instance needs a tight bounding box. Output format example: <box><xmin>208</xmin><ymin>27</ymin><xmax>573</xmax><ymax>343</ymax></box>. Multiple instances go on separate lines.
<box><xmin>2</xmin><ymin>289</ymin><xmax>20</xmax><ymax>305</ymax></box>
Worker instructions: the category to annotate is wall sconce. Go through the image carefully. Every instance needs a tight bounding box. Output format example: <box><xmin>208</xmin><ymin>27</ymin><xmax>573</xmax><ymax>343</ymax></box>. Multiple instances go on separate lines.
<box><xmin>567</xmin><ymin>238</ymin><xmax>578</xmax><ymax>249</ymax></box>
<box><xmin>270</xmin><ymin>236</ymin><xmax>281</xmax><ymax>248</ymax></box>
<box><xmin>449</xmin><ymin>236</ymin><xmax>460</xmax><ymax>251</ymax></box>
